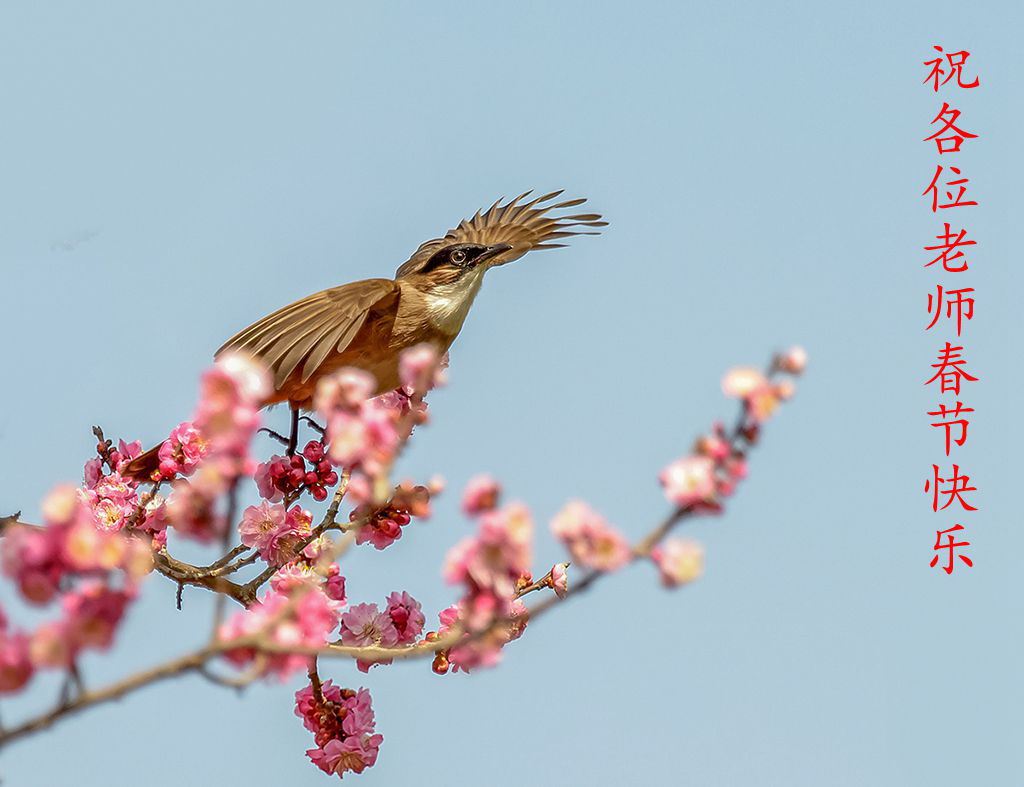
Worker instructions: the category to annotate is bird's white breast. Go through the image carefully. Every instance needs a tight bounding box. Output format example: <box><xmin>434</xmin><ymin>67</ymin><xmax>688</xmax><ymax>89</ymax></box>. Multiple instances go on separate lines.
<box><xmin>423</xmin><ymin>268</ymin><xmax>487</xmax><ymax>336</ymax></box>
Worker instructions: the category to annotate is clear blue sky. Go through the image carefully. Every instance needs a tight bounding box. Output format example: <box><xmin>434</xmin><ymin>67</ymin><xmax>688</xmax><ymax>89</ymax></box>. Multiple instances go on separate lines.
<box><xmin>1</xmin><ymin>1</ymin><xmax>1021</xmax><ymax>784</ymax></box>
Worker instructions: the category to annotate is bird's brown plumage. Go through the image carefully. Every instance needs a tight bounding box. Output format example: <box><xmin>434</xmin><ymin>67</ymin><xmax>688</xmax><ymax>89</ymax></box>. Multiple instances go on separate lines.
<box><xmin>126</xmin><ymin>191</ymin><xmax>603</xmax><ymax>480</ymax></box>
<box><xmin>217</xmin><ymin>190</ymin><xmax>606</xmax><ymax>408</ymax></box>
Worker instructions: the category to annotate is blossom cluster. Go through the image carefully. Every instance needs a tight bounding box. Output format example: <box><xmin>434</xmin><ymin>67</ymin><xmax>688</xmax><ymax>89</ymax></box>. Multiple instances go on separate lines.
<box><xmin>295</xmin><ymin>681</ymin><xmax>383</xmax><ymax>779</ymax></box>
<box><xmin>550</xmin><ymin>501</ymin><xmax>630</xmax><ymax>572</ymax></box>
<box><xmin>314</xmin><ymin>345</ymin><xmax>444</xmax><ymax>506</ymax></box>
<box><xmin>0</xmin><ymin>342</ymin><xmax>806</xmax><ymax>784</ymax></box>
<box><xmin>0</xmin><ymin>486</ymin><xmax>146</xmax><ymax>693</ymax></box>
<box><xmin>219</xmin><ymin>581</ymin><xmax>341</xmax><ymax>680</ymax></box>
<box><xmin>339</xmin><ymin>591</ymin><xmax>425</xmax><ymax>672</ymax></box>
<box><xmin>255</xmin><ymin>440</ymin><xmax>339</xmax><ymax>503</ymax></box>
<box><xmin>159</xmin><ymin>354</ymin><xmax>272</xmax><ymax>542</ymax></box>
<box><xmin>437</xmin><ymin>501</ymin><xmax>534</xmax><ymax>671</ymax></box>
<box><xmin>239</xmin><ymin>501</ymin><xmax>313</xmax><ymax>566</ymax></box>
<box><xmin>2</xmin><ymin>486</ymin><xmax>152</xmax><ymax>605</ymax></box>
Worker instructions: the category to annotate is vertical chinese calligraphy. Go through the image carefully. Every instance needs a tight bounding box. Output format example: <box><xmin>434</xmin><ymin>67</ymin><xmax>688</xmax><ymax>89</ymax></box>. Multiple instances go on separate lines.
<box><xmin>921</xmin><ymin>46</ymin><xmax>979</xmax><ymax>574</ymax></box>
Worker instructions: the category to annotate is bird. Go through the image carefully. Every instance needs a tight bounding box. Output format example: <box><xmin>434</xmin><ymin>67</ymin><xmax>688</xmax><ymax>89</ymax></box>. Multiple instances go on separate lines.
<box><xmin>124</xmin><ymin>190</ymin><xmax>605</xmax><ymax>480</ymax></box>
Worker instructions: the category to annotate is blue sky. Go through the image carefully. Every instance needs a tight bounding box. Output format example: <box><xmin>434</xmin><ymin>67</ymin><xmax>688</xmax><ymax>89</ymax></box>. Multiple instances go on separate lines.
<box><xmin>1</xmin><ymin>1</ymin><xmax>1021</xmax><ymax>784</ymax></box>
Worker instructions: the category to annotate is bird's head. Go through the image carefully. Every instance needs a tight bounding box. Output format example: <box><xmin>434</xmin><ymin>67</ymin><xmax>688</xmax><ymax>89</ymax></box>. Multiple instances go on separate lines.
<box><xmin>395</xmin><ymin>190</ymin><xmax>606</xmax><ymax>285</ymax></box>
<box><xmin>411</xmin><ymin>242</ymin><xmax>513</xmax><ymax>287</ymax></box>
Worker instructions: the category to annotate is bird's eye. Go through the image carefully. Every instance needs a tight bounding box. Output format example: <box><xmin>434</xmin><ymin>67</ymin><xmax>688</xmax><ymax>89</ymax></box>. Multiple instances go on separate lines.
<box><xmin>449</xmin><ymin>249</ymin><xmax>467</xmax><ymax>265</ymax></box>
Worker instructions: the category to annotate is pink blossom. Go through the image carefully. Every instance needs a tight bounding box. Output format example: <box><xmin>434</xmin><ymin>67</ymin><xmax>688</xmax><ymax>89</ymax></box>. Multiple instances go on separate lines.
<box><xmin>354</xmin><ymin>506</ymin><xmax>410</xmax><ymax>550</ymax></box>
<box><xmin>721</xmin><ymin>367</ymin><xmax>767</xmax><ymax>398</ymax></box>
<box><xmin>385</xmin><ymin>591</ymin><xmax>424</xmax><ymax>645</ymax></box>
<box><xmin>139</xmin><ymin>495</ymin><xmax>169</xmax><ymax>535</ymax></box>
<box><xmin>194</xmin><ymin>354</ymin><xmax>269</xmax><ymax>461</ymax></box>
<box><xmin>340</xmin><ymin>602</ymin><xmax>400</xmax><ymax>673</ymax></box>
<box><xmin>339</xmin><ymin>603</ymin><xmax>398</xmax><ymax>649</ymax></box>
<box><xmin>294</xmin><ymin>682</ymin><xmax>378</xmax><ymax>754</ymax></box>
<box><xmin>29</xmin><ymin>621</ymin><xmax>73</xmax><ymax>669</ymax></box>
<box><xmin>660</xmin><ymin>456</ymin><xmax>716</xmax><ymax>508</ymax></box>
<box><xmin>650</xmin><ymin>539</ymin><xmax>705</xmax><ymax>587</ymax></box>
<box><xmin>314</xmin><ymin>368</ymin><xmax>376</xmax><ymax>413</ymax></box>
<box><xmin>323</xmin><ymin>413</ymin><xmax>364</xmax><ymax>468</ymax></box>
<box><xmin>722</xmin><ymin>366</ymin><xmax>782</xmax><ymax>423</ymax></box>
<box><xmin>294</xmin><ymin>678</ymin><xmax>344</xmax><ymax>732</ymax></box>
<box><xmin>777</xmin><ymin>345</ymin><xmax>808</xmax><ymax>375</ymax></box>
<box><xmin>550</xmin><ymin>562</ymin><xmax>569</xmax><ymax>598</ymax></box>
<box><xmin>253</xmin><ymin>460</ymin><xmax>284</xmax><ymax>502</ymax></box>
<box><xmin>220</xmin><ymin>585</ymin><xmax>339</xmax><ymax>679</ymax></box>
<box><xmin>0</xmin><ymin>625</ymin><xmax>33</xmax><ymax>693</ymax></box>
<box><xmin>164</xmin><ymin>479</ymin><xmax>224</xmax><ymax>543</ymax></box>
<box><xmin>84</xmin><ymin>458</ymin><xmax>104</xmax><ymax>488</ymax></box>
<box><xmin>111</xmin><ymin>439</ymin><xmax>143</xmax><ymax>473</ymax></box>
<box><xmin>774</xmin><ymin>378</ymin><xmax>796</xmax><ymax>400</ymax></box>
<box><xmin>238</xmin><ymin>501</ymin><xmax>310</xmax><ymax>566</ymax></box>
<box><xmin>444</xmin><ymin>503</ymin><xmax>533</xmax><ymax>599</ymax></box>
<box><xmin>2</xmin><ymin>523</ymin><xmax>66</xmax><ymax>604</ymax></box>
<box><xmin>308</xmin><ymin>735</ymin><xmax>383</xmax><ymax>777</ymax></box>
<box><xmin>86</xmin><ymin>473</ymin><xmax>139</xmax><ymax>532</ymax></box>
<box><xmin>296</xmin><ymin>683</ymin><xmax>382</xmax><ymax>780</ymax></box>
<box><xmin>61</xmin><ymin>581</ymin><xmax>132</xmax><ymax>651</ymax></box>
<box><xmin>157</xmin><ymin>422</ymin><xmax>208</xmax><ymax>479</ymax></box>
<box><xmin>550</xmin><ymin>501</ymin><xmax>630</xmax><ymax>572</ymax></box>
<box><xmin>398</xmin><ymin>343</ymin><xmax>442</xmax><ymax>394</ymax></box>
<box><xmin>461</xmin><ymin>474</ymin><xmax>501</xmax><ymax>516</ymax></box>
<box><xmin>41</xmin><ymin>485</ymin><xmax>80</xmax><ymax>525</ymax></box>
<box><xmin>63</xmin><ymin>517</ymin><xmax>127</xmax><ymax>571</ymax></box>
<box><xmin>444</xmin><ymin>599</ymin><xmax>528</xmax><ymax>673</ymax></box>
<box><xmin>323</xmin><ymin>564</ymin><xmax>347</xmax><ymax>604</ymax></box>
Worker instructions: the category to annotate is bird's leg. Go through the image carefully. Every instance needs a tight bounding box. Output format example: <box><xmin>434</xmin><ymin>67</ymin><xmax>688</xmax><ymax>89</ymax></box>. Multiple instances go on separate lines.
<box><xmin>286</xmin><ymin>406</ymin><xmax>300</xmax><ymax>456</ymax></box>
<box><xmin>299</xmin><ymin>416</ymin><xmax>326</xmax><ymax>436</ymax></box>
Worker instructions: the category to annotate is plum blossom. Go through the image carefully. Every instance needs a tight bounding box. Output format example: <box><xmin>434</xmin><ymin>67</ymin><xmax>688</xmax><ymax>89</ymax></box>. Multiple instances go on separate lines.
<box><xmin>385</xmin><ymin>591</ymin><xmax>424</xmax><ymax>645</ymax></box>
<box><xmin>316</xmin><ymin>346</ymin><xmax>445</xmax><ymax>480</ymax></box>
<box><xmin>398</xmin><ymin>343</ymin><xmax>445</xmax><ymax>394</ymax></box>
<box><xmin>434</xmin><ymin>599</ymin><xmax>529</xmax><ymax>673</ymax></box>
<box><xmin>239</xmin><ymin>502</ymin><xmax>311</xmax><ymax>566</ymax></box>
<box><xmin>550</xmin><ymin>501</ymin><xmax>630</xmax><ymax>572</ymax></box>
<box><xmin>444</xmin><ymin>503</ymin><xmax>533</xmax><ymax>600</ymax></box>
<box><xmin>84</xmin><ymin>473</ymin><xmax>138</xmax><ymax>532</ymax></box>
<box><xmin>650</xmin><ymin>539</ymin><xmax>705</xmax><ymax>588</ymax></box>
<box><xmin>352</xmin><ymin>502</ymin><xmax>412</xmax><ymax>551</ymax></box>
<box><xmin>461</xmin><ymin>474</ymin><xmax>501</xmax><ymax>516</ymax></box>
<box><xmin>2</xmin><ymin>484</ymin><xmax>152</xmax><ymax>605</ymax></box>
<box><xmin>61</xmin><ymin>581</ymin><xmax>133</xmax><ymax>651</ymax></box>
<box><xmin>308</xmin><ymin>734</ymin><xmax>383</xmax><ymax>777</ymax></box>
<box><xmin>163</xmin><ymin>479</ymin><xmax>224</xmax><ymax>543</ymax></box>
<box><xmin>2</xmin><ymin>524</ymin><xmax>67</xmax><ymax>604</ymax></box>
<box><xmin>549</xmin><ymin>562</ymin><xmax>569</xmax><ymax>599</ymax></box>
<box><xmin>340</xmin><ymin>602</ymin><xmax>400</xmax><ymax>673</ymax></box>
<box><xmin>26</xmin><ymin>582</ymin><xmax>134</xmax><ymax>671</ymax></box>
<box><xmin>659</xmin><ymin>456</ymin><xmax>716</xmax><ymax>508</ymax></box>
<box><xmin>256</xmin><ymin>446</ymin><xmax>338</xmax><ymax>503</ymax></box>
<box><xmin>0</xmin><ymin>611</ymin><xmax>33</xmax><ymax>693</ymax></box>
<box><xmin>314</xmin><ymin>368</ymin><xmax>375</xmax><ymax>413</ymax></box>
<box><xmin>220</xmin><ymin>585</ymin><xmax>339</xmax><ymax>680</ymax></box>
<box><xmin>722</xmin><ymin>365</ymin><xmax>799</xmax><ymax>424</ymax></box>
<box><xmin>339</xmin><ymin>603</ymin><xmax>398</xmax><ymax>649</ymax></box>
<box><xmin>192</xmin><ymin>353</ymin><xmax>271</xmax><ymax>480</ymax></box>
<box><xmin>777</xmin><ymin>345</ymin><xmax>808</xmax><ymax>375</ymax></box>
<box><xmin>157</xmin><ymin>422</ymin><xmax>207</xmax><ymax>479</ymax></box>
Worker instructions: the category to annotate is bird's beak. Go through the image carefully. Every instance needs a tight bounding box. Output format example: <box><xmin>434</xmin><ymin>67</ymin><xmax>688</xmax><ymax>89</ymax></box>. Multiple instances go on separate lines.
<box><xmin>476</xmin><ymin>243</ymin><xmax>514</xmax><ymax>266</ymax></box>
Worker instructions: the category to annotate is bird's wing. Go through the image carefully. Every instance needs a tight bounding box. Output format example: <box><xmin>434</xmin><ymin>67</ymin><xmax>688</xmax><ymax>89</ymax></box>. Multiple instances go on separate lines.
<box><xmin>215</xmin><ymin>278</ymin><xmax>401</xmax><ymax>389</ymax></box>
<box><xmin>396</xmin><ymin>190</ymin><xmax>607</xmax><ymax>277</ymax></box>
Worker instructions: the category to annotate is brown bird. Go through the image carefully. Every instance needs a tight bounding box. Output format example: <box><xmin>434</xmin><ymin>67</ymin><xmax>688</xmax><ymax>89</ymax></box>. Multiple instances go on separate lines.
<box><xmin>125</xmin><ymin>190</ymin><xmax>605</xmax><ymax>479</ymax></box>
